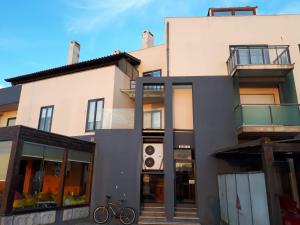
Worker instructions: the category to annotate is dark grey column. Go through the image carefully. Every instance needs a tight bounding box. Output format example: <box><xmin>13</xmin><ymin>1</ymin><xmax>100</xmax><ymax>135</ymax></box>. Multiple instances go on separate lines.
<box><xmin>164</xmin><ymin>80</ymin><xmax>174</xmax><ymax>221</ymax></box>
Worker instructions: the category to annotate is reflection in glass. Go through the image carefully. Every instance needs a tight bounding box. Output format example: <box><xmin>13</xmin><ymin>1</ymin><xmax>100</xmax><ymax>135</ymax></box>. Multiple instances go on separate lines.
<box><xmin>63</xmin><ymin>150</ymin><xmax>91</xmax><ymax>206</ymax></box>
<box><xmin>13</xmin><ymin>142</ymin><xmax>64</xmax><ymax>210</ymax></box>
<box><xmin>0</xmin><ymin>141</ymin><xmax>12</xmax><ymax>208</ymax></box>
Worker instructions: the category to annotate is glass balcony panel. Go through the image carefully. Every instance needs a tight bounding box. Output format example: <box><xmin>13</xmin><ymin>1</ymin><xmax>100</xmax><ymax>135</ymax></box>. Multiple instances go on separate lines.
<box><xmin>235</xmin><ymin>104</ymin><xmax>300</xmax><ymax>127</ymax></box>
<box><xmin>242</xmin><ymin>105</ymin><xmax>272</xmax><ymax>125</ymax></box>
<box><xmin>101</xmin><ymin>108</ymin><xmax>135</xmax><ymax>129</ymax></box>
<box><xmin>270</xmin><ymin>105</ymin><xmax>300</xmax><ymax>126</ymax></box>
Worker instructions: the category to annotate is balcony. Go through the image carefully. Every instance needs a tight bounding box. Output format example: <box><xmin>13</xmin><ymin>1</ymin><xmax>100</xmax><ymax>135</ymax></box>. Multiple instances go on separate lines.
<box><xmin>235</xmin><ymin>104</ymin><xmax>300</xmax><ymax>138</ymax></box>
<box><xmin>121</xmin><ymin>81</ymin><xmax>165</xmax><ymax>100</ymax></box>
<box><xmin>227</xmin><ymin>45</ymin><xmax>294</xmax><ymax>77</ymax></box>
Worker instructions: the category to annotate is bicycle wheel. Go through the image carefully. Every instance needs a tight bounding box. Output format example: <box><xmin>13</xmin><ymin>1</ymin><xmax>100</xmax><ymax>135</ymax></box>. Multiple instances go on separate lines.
<box><xmin>93</xmin><ymin>206</ymin><xmax>109</xmax><ymax>224</ymax></box>
<box><xmin>119</xmin><ymin>207</ymin><xmax>136</xmax><ymax>225</ymax></box>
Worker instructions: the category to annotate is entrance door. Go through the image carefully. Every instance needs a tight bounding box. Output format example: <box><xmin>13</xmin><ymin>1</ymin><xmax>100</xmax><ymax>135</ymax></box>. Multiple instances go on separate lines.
<box><xmin>141</xmin><ymin>174</ymin><xmax>164</xmax><ymax>203</ymax></box>
<box><xmin>175</xmin><ymin>161</ymin><xmax>195</xmax><ymax>203</ymax></box>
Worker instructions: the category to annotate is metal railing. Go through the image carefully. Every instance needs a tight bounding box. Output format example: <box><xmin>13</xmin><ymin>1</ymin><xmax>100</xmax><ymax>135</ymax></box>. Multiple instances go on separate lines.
<box><xmin>234</xmin><ymin>104</ymin><xmax>300</xmax><ymax>128</ymax></box>
<box><xmin>227</xmin><ymin>45</ymin><xmax>291</xmax><ymax>75</ymax></box>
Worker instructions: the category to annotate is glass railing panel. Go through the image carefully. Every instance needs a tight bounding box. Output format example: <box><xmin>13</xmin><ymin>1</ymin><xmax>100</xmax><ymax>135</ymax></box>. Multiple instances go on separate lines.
<box><xmin>101</xmin><ymin>108</ymin><xmax>135</xmax><ymax>129</ymax></box>
<box><xmin>270</xmin><ymin>105</ymin><xmax>300</xmax><ymax>126</ymax></box>
<box><xmin>234</xmin><ymin>105</ymin><xmax>243</xmax><ymax>128</ymax></box>
<box><xmin>235</xmin><ymin>104</ymin><xmax>300</xmax><ymax>128</ymax></box>
<box><xmin>241</xmin><ymin>105</ymin><xmax>272</xmax><ymax>125</ymax></box>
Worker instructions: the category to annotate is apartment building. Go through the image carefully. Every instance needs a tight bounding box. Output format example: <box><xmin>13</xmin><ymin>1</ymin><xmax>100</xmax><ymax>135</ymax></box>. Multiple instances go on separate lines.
<box><xmin>0</xmin><ymin>6</ymin><xmax>299</xmax><ymax>225</ymax></box>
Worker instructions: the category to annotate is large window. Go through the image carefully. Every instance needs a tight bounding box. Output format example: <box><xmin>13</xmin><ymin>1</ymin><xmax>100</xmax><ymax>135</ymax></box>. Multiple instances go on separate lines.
<box><xmin>6</xmin><ymin>117</ymin><xmax>16</xmax><ymax>127</ymax></box>
<box><xmin>86</xmin><ymin>99</ymin><xmax>104</xmax><ymax>132</ymax></box>
<box><xmin>0</xmin><ymin>141</ymin><xmax>12</xmax><ymax>208</ymax></box>
<box><xmin>38</xmin><ymin>106</ymin><xmax>54</xmax><ymax>132</ymax></box>
<box><xmin>63</xmin><ymin>150</ymin><xmax>92</xmax><ymax>206</ymax></box>
<box><xmin>13</xmin><ymin>142</ymin><xmax>93</xmax><ymax>211</ymax></box>
<box><xmin>143</xmin><ymin>70</ymin><xmax>161</xmax><ymax>78</ymax></box>
<box><xmin>13</xmin><ymin>142</ymin><xmax>64</xmax><ymax>210</ymax></box>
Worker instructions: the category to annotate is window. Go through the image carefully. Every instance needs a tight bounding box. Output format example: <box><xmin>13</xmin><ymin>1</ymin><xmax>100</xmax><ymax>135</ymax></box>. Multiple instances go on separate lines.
<box><xmin>235</xmin><ymin>10</ymin><xmax>255</xmax><ymax>16</ymax></box>
<box><xmin>0</xmin><ymin>141</ymin><xmax>12</xmax><ymax>208</ymax></box>
<box><xmin>6</xmin><ymin>117</ymin><xmax>16</xmax><ymax>127</ymax></box>
<box><xmin>63</xmin><ymin>150</ymin><xmax>92</xmax><ymax>206</ymax></box>
<box><xmin>38</xmin><ymin>106</ymin><xmax>53</xmax><ymax>132</ymax></box>
<box><xmin>86</xmin><ymin>99</ymin><xmax>104</xmax><ymax>131</ymax></box>
<box><xmin>230</xmin><ymin>46</ymin><xmax>270</xmax><ymax>65</ymax></box>
<box><xmin>213</xmin><ymin>11</ymin><xmax>233</xmax><ymax>16</ymax></box>
<box><xmin>143</xmin><ymin>70</ymin><xmax>161</xmax><ymax>77</ymax></box>
<box><xmin>13</xmin><ymin>142</ymin><xmax>64</xmax><ymax>210</ymax></box>
<box><xmin>144</xmin><ymin>111</ymin><xmax>162</xmax><ymax>129</ymax></box>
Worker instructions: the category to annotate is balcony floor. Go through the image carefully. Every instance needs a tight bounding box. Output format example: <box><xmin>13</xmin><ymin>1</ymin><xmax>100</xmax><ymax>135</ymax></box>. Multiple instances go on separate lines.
<box><xmin>231</xmin><ymin>64</ymin><xmax>294</xmax><ymax>77</ymax></box>
<box><xmin>237</xmin><ymin>125</ymin><xmax>300</xmax><ymax>139</ymax></box>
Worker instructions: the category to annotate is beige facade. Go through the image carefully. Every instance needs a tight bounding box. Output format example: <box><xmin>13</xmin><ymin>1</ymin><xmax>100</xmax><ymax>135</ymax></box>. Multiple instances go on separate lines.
<box><xmin>16</xmin><ymin>65</ymin><xmax>132</xmax><ymax>136</ymax></box>
<box><xmin>166</xmin><ymin>14</ymin><xmax>300</xmax><ymax>100</ymax></box>
<box><xmin>0</xmin><ymin>110</ymin><xmax>17</xmax><ymax>127</ymax></box>
<box><xmin>130</xmin><ymin>45</ymin><xmax>166</xmax><ymax>77</ymax></box>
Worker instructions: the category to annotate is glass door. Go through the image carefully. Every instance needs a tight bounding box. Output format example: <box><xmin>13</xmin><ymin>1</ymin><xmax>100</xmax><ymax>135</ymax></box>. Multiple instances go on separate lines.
<box><xmin>141</xmin><ymin>174</ymin><xmax>164</xmax><ymax>203</ymax></box>
<box><xmin>175</xmin><ymin>161</ymin><xmax>195</xmax><ymax>204</ymax></box>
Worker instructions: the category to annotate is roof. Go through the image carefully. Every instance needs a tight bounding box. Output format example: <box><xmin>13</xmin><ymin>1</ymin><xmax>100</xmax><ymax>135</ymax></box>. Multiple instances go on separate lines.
<box><xmin>207</xmin><ymin>6</ymin><xmax>258</xmax><ymax>16</ymax></box>
<box><xmin>5</xmin><ymin>52</ymin><xmax>140</xmax><ymax>85</ymax></box>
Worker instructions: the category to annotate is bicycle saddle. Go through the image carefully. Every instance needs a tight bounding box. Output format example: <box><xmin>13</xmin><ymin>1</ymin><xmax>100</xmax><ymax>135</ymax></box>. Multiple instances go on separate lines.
<box><xmin>119</xmin><ymin>199</ymin><xmax>127</xmax><ymax>203</ymax></box>
<box><xmin>106</xmin><ymin>195</ymin><xmax>112</xmax><ymax>199</ymax></box>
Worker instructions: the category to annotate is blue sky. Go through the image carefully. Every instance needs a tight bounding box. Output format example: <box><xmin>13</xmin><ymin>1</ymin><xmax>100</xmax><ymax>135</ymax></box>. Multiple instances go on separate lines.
<box><xmin>1</xmin><ymin>0</ymin><xmax>300</xmax><ymax>88</ymax></box>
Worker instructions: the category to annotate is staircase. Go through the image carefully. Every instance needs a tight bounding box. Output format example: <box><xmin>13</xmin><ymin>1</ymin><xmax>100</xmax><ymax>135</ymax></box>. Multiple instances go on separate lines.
<box><xmin>138</xmin><ymin>203</ymin><xmax>200</xmax><ymax>225</ymax></box>
<box><xmin>139</xmin><ymin>203</ymin><xmax>166</xmax><ymax>224</ymax></box>
<box><xmin>174</xmin><ymin>204</ymin><xmax>200</xmax><ymax>224</ymax></box>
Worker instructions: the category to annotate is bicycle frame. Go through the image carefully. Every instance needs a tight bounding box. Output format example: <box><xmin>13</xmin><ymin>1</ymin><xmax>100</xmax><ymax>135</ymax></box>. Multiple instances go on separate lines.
<box><xmin>107</xmin><ymin>201</ymin><xmax>123</xmax><ymax>217</ymax></box>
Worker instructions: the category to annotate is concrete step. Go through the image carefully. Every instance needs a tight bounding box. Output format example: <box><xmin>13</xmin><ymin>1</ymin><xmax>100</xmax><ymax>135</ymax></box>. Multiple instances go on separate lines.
<box><xmin>142</xmin><ymin>206</ymin><xmax>165</xmax><ymax>212</ymax></box>
<box><xmin>174</xmin><ymin>217</ymin><xmax>200</xmax><ymax>223</ymax></box>
<box><xmin>139</xmin><ymin>216</ymin><xmax>167</xmax><ymax>223</ymax></box>
<box><xmin>141</xmin><ymin>211</ymin><xmax>166</xmax><ymax>217</ymax></box>
<box><xmin>139</xmin><ymin>223</ymin><xmax>200</xmax><ymax>225</ymax></box>
<box><xmin>175</xmin><ymin>203</ymin><xmax>196</xmax><ymax>208</ymax></box>
<box><xmin>175</xmin><ymin>207</ymin><xmax>197</xmax><ymax>212</ymax></box>
<box><xmin>142</xmin><ymin>203</ymin><xmax>164</xmax><ymax>207</ymax></box>
<box><xmin>175</xmin><ymin>211</ymin><xmax>198</xmax><ymax>217</ymax></box>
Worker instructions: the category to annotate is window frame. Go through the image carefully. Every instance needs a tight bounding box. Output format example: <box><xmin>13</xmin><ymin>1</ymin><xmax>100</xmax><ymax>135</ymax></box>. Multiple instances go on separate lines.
<box><xmin>85</xmin><ymin>98</ymin><xmax>105</xmax><ymax>132</ymax></box>
<box><xmin>6</xmin><ymin>117</ymin><xmax>16</xmax><ymax>127</ymax></box>
<box><xmin>143</xmin><ymin>69</ymin><xmax>162</xmax><ymax>78</ymax></box>
<box><xmin>144</xmin><ymin>110</ymin><xmax>162</xmax><ymax>129</ymax></box>
<box><xmin>38</xmin><ymin>105</ymin><xmax>54</xmax><ymax>132</ymax></box>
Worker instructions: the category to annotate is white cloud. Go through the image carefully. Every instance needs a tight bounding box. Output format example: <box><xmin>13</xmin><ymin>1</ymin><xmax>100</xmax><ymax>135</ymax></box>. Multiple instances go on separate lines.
<box><xmin>278</xmin><ymin>2</ymin><xmax>300</xmax><ymax>14</ymax></box>
<box><xmin>66</xmin><ymin>0</ymin><xmax>153</xmax><ymax>33</ymax></box>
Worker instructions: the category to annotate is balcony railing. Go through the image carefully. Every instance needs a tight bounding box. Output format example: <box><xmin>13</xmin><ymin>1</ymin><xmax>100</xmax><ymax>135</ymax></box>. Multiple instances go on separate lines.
<box><xmin>235</xmin><ymin>104</ymin><xmax>300</xmax><ymax>128</ymax></box>
<box><xmin>99</xmin><ymin>108</ymin><xmax>135</xmax><ymax>129</ymax></box>
<box><xmin>227</xmin><ymin>45</ymin><xmax>292</xmax><ymax>75</ymax></box>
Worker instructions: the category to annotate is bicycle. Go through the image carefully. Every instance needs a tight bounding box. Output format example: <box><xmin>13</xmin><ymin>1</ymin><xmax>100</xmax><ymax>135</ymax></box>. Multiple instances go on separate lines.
<box><xmin>93</xmin><ymin>195</ymin><xmax>136</xmax><ymax>224</ymax></box>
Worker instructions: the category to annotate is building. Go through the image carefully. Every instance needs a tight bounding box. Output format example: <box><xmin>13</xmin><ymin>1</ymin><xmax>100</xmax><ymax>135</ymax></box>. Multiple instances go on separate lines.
<box><xmin>0</xmin><ymin>6</ymin><xmax>299</xmax><ymax>225</ymax></box>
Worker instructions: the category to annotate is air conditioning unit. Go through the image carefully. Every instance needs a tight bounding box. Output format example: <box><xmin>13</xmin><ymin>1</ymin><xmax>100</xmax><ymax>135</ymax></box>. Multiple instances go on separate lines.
<box><xmin>143</xmin><ymin>143</ymin><xmax>163</xmax><ymax>170</ymax></box>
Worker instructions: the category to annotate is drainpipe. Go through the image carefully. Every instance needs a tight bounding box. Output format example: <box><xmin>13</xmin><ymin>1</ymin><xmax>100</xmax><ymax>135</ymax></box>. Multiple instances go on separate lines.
<box><xmin>166</xmin><ymin>21</ymin><xmax>170</xmax><ymax>77</ymax></box>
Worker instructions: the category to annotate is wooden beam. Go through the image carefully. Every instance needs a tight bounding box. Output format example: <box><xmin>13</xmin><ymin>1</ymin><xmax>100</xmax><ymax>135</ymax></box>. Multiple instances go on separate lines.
<box><xmin>262</xmin><ymin>143</ymin><xmax>283</xmax><ymax>225</ymax></box>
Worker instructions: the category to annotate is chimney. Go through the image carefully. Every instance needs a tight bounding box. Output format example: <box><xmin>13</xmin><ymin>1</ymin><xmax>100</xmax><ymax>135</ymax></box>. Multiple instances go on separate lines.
<box><xmin>142</xmin><ymin>30</ymin><xmax>154</xmax><ymax>49</ymax></box>
<box><xmin>113</xmin><ymin>49</ymin><xmax>121</xmax><ymax>54</ymax></box>
<box><xmin>68</xmin><ymin>41</ymin><xmax>80</xmax><ymax>64</ymax></box>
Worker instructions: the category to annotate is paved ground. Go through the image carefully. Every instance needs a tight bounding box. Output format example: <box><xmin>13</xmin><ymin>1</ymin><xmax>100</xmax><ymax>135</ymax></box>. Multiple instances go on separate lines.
<box><xmin>58</xmin><ymin>218</ymin><xmax>128</xmax><ymax>225</ymax></box>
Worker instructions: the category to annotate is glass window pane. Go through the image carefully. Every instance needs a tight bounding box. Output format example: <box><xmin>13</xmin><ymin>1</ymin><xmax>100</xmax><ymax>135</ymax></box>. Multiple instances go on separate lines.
<box><xmin>238</xmin><ymin>49</ymin><xmax>250</xmax><ymax>64</ymax></box>
<box><xmin>235</xmin><ymin>10</ymin><xmax>254</xmax><ymax>16</ymax></box>
<box><xmin>39</xmin><ymin>108</ymin><xmax>47</xmax><ymax>130</ymax></box>
<box><xmin>13</xmin><ymin>142</ymin><xmax>64</xmax><ymax>211</ymax></box>
<box><xmin>44</xmin><ymin>107</ymin><xmax>53</xmax><ymax>132</ymax></box>
<box><xmin>63</xmin><ymin>150</ymin><xmax>91</xmax><ymax>206</ymax></box>
<box><xmin>95</xmin><ymin>100</ymin><xmax>103</xmax><ymax>129</ymax></box>
<box><xmin>213</xmin><ymin>11</ymin><xmax>232</xmax><ymax>16</ymax></box>
<box><xmin>7</xmin><ymin>118</ymin><xmax>16</xmax><ymax>127</ymax></box>
<box><xmin>151</xmin><ymin>111</ymin><xmax>161</xmax><ymax>129</ymax></box>
<box><xmin>0</xmin><ymin>141</ymin><xmax>12</xmax><ymax>207</ymax></box>
<box><xmin>87</xmin><ymin>101</ymin><xmax>96</xmax><ymax>131</ymax></box>
<box><xmin>250</xmin><ymin>48</ymin><xmax>264</xmax><ymax>64</ymax></box>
